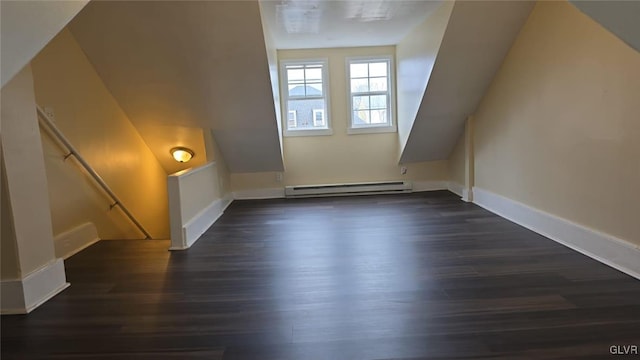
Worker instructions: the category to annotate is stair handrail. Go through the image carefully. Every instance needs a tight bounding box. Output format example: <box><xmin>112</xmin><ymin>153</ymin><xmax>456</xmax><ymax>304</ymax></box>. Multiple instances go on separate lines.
<box><xmin>36</xmin><ymin>105</ymin><xmax>152</xmax><ymax>240</ymax></box>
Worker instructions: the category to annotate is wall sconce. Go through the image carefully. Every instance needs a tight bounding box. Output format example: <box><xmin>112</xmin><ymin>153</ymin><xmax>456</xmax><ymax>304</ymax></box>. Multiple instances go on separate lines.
<box><xmin>170</xmin><ymin>147</ymin><xmax>194</xmax><ymax>163</ymax></box>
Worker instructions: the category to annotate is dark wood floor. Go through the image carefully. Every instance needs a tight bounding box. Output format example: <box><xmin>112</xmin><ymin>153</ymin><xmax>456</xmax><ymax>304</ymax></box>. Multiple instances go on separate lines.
<box><xmin>2</xmin><ymin>191</ymin><xmax>640</xmax><ymax>359</ymax></box>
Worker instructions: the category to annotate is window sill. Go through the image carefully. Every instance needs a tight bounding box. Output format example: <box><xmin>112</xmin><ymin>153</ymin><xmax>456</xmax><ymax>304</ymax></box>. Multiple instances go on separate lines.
<box><xmin>284</xmin><ymin>128</ymin><xmax>333</xmax><ymax>137</ymax></box>
<box><xmin>347</xmin><ymin>125</ymin><xmax>397</xmax><ymax>135</ymax></box>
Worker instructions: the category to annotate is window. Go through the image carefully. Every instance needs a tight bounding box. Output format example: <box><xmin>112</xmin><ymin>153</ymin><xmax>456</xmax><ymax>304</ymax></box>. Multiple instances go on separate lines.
<box><xmin>347</xmin><ymin>57</ymin><xmax>396</xmax><ymax>134</ymax></box>
<box><xmin>281</xmin><ymin>60</ymin><xmax>331</xmax><ymax>136</ymax></box>
<box><xmin>288</xmin><ymin>110</ymin><xmax>297</xmax><ymax>128</ymax></box>
<box><xmin>312</xmin><ymin>109</ymin><xmax>325</xmax><ymax>127</ymax></box>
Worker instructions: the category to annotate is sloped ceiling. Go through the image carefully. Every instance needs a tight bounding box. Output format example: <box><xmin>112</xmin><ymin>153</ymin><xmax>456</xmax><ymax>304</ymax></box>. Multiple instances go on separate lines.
<box><xmin>1</xmin><ymin>0</ymin><xmax>88</xmax><ymax>88</ymax></box>
<box><xmin>69</xmin><ymin>1</ymin><xmax>284</xmax><ymax>173</ymax></box>
<box><xmin>569</xmin><ymin>0</ymin><xmax>640</xmax><ymax>53</ymax></box>
<box><xmin>400</xmin><ymin>1</ymin><xmax>535</xmax><ymax>163</ymax></box>
<box><xmin>67</xmin><ymin>0</ymin><xmax>538</xmax><ymax>171</ymax></box>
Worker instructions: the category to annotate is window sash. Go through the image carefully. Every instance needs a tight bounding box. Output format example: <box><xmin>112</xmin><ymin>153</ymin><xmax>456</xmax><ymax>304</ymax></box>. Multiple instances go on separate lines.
<box><xmin>348</xmin><ymin>58</ymin><xmax>393</xmax><ymax>130</ymax></box>
<box><xmin>287</xmin><ymin>95</ymin><xmax>325</xmax><ymax>100</ymax></box>
<box><xmin>282</xmin><ymin>59</ymin><xmax>330</xmax><ymax>134</ymax></box>
<box><xmin>285</xmin><ymin>63</ymin><xmax>325</xmax><ymax>100</ymax></box>
<box><xmin>350</xmin><ymin>90</ymin><xmax>389</xmax><ymax>96</ymax></box>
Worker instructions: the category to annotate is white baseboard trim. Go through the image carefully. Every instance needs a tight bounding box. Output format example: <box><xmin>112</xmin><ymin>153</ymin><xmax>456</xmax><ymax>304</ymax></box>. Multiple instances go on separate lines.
<box><xmin>473</xmin><ymin>187</ymin><xmax>640</xmax><ymax>280</ymax></box>
<box><xmin>233</xmin><ymin>187</ymin><xmax>285</xmax><ymax>200</ymax></box>
<box><xmin>169</xmin><ymin>193</ymin><xmax>234</xmax><ymax>250</ymax></box>
<box><xmin>462</xmin><ymin>188</ymin><xmax>473</xmax><ymax>202</ymax></box>
<box><xmin>412</xmin><ymin>181</ymin><xmax>448</xmax><ymax>193</ymax></box>
<box><xmin>54</xmin><ymin>222</ymin><xmax>100</xmax><ymax>259</ymax></box>
<box><xmin>1</xmin><ymin>258</ymin><xmax>70</xmax><ymax>314</ymax></box>
<box><xmin>447</xmin><ymin>182</ymin><xmax>473</xmax><ymax>202</ymax></box>
<box><xmin>447</xmin><ymin>181</ymin><xmax>464</xmax><ymax>197</ymax></box>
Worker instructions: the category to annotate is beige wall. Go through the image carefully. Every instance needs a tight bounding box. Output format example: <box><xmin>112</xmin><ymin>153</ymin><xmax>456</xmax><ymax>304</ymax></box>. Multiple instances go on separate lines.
<box><xmin>231</xmin><ymin>171</ymin><xmax>281</xmax><ymax>192</ymax></box>
<box><xmin>39</xmin><ymin>133</ymin><xmax>143</xmax><ymax>239</ymax></box>
<box><xmin>448</xmin><ymin>132</ymin><xmax>465</xmax><ymax>187</ymax></box>
<box><xmin>30</xmin><ymin>29</ymin><xmax>170</xmax><ymax>239</ymax></box>
<box><xmin>130</xmin><ymin>124</ymin><xmax>207</xmax><ymax>176</ymax></box>
<box><xmin>236</xmin><ymin>46</ymin><xmax>447</xmax><ymax>190</ymax></box>
<box><xmin>231</xmin><ymin>158</ymin><xmax>448</xmax><ymax>192</ymax></box>
<box><xmin>474</xmin><ymin>1</ymin><xmax>640</xmax><ymax>245</ymax></box>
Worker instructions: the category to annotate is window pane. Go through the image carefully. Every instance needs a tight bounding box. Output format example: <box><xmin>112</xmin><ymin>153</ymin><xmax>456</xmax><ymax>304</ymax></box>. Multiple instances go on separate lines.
<box><xmin>283</xmin><ymin>61</ymin><xmax>330</xmax><ymax>133</ymax></box>
<box><xmin>350</xmin><ymin>63</ymin><xmax>368</xmax><ymax>78</ymax></box>
<box><xmin>369</xmin><ymin>77</ymin><xmax>387</xmax><ymax>92</ymax></box>
<box><xmin>347</xmin><ymin>59</ymin><xmax>393</xmax><ymax>130</ymax></box>
<box><xmin>351</xmin><ymin>78</ymin><xmax>369</xmax><ymax>93</ymax></box>
<box><xmin>370</xmin><ymin>95</ymin><xmax>387</xmax><ymax>109</ymax></box>
<box><xmin>369</xmin><ymin>62</ymin><xmax>387</xmax><ymax>77</ymax></box>
<box><xmin>288</xmin><ymin>84</ymin><xmax>306</xmax><ymax>97</ymax></box>
<box><xmin>287</xmin><ymin>68</ymin><xmax>304</xmax><ymax>82</ymax></box>
<box><xmin>307</xmin><ymin>82</ymin><xmax>323</xmax><ymax>96</ymax></box>
<box><xmin>352</xmin><ymin>96</ymin><xmax>370</xmax><ymax>111</ymax></box>
<box><xmin>305</xmin><ymin>68</ymin><xmax>322</xmax><ymax>82</ymax></box>
<box><xmin>288</xmin><ymin>99</ymin><xmax>326</xmax><ymax>129</ymax></box>
<box><xmin>353</xmin><ymin>110</ymin><xmax>370</xmax><ymax>125</ymax></box>
<box><xmin>371</xmin><ymin>109</ymin><xmax>387</xmax><ymax>124</ymax></box>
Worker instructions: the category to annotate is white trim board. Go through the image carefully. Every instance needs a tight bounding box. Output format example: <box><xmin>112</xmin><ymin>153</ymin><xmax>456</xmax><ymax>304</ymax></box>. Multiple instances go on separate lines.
<box><xmin>447</xmin><ymin>182</ymin><xmax>472</xmax><ymax>202</ymax></box>
<box><xmin>233</xmin><ymin>187</ymin><xmax>285</xmax><ymax>200</ymax></box>
<box><xmin>1</xmin><ymin>258</ymin><xmax>70</xmax><ymax>314</ymax></box>
<box><xmin>472</xmin><ymin>187</ymin><xmax>640</xmax><ymax>280</ymax></box>
<box><xmin>462</xmin><ymin>188</ymin><xmax>472</xmax><ymax>202</ymax></box>
<box><xmin>170</xmin><ymin>194</ymin><xmax>234</xmax><ymax>250</ymax></box>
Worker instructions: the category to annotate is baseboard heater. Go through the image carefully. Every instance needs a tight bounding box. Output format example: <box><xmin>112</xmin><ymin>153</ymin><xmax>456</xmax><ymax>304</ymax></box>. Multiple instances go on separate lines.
<box><xmin>285</xmin><ymin>181</ymin><xmax>412</xmax><ymax>198</ymax></box>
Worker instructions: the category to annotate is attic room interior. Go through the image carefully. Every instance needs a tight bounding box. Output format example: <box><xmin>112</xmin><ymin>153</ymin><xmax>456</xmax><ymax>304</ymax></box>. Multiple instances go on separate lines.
<box><xmin>1</xmin><ymin>0</ymin><xmax>639</xmax><ymax>358</ymax></box>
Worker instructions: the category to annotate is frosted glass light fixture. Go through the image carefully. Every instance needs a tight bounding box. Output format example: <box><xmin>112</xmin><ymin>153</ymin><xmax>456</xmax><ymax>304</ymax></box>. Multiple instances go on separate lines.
<box><xmin>170</xmin><ymin>147</ymin><xmax>194</xmax><ymax>163</ymax></box>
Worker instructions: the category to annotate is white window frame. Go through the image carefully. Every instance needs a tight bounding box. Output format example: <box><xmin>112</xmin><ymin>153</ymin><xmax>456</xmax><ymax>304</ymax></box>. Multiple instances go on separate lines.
<box><xmin>280</xmin><ymin>59</ymin><xmax>332</xmax><ymax>137</ymax></box>
<box><xmin>346</xmin><ymin>56</ymin><xmax>396</xmax><ymax>135</ymax></box>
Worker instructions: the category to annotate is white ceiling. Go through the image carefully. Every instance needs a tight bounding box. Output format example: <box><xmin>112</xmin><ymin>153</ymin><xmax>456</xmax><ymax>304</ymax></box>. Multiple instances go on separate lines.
<box><xmin>260</xmin><ymin>0</ymin><xmax>443</xmax><ymax>49</ymax></box>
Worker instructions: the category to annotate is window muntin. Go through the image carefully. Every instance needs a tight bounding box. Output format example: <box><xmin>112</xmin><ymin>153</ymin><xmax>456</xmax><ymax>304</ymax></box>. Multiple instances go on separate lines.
<box><xmin>281</xmin><ymin>60</ymin><xmax>330</xmax><ymax>135</ymax></box>
<box><xmin>348</xmin><ymin>58</ymin><xmax>393</xmax><ymax>131</ymax></box>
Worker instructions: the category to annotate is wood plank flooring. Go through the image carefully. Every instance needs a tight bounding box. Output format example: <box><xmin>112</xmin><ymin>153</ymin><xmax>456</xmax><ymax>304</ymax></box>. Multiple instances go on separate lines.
<box><xmin>2</xmin><ymin>191</ymin><xmax>639</xmax><ymax>359</ymax></box>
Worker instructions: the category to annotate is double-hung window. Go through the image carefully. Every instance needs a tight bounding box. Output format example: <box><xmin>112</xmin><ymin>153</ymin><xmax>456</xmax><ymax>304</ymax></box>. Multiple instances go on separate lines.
<box><xmin>281</xmin><ymin>59</ymin><xmax>331</xmax><ymax>136</ymax></box>
<box><xmin>347</xmin><ymin>57</ymin><xmax>395</xmax><ymax>134</ymax></box>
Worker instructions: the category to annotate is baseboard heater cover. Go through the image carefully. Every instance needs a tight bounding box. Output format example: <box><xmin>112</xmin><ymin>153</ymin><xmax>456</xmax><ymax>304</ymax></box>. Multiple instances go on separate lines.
<box><xmin>285</xmin><ymin>181</ymin><xmax>412</xmax><ymax>198</ymax></box>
